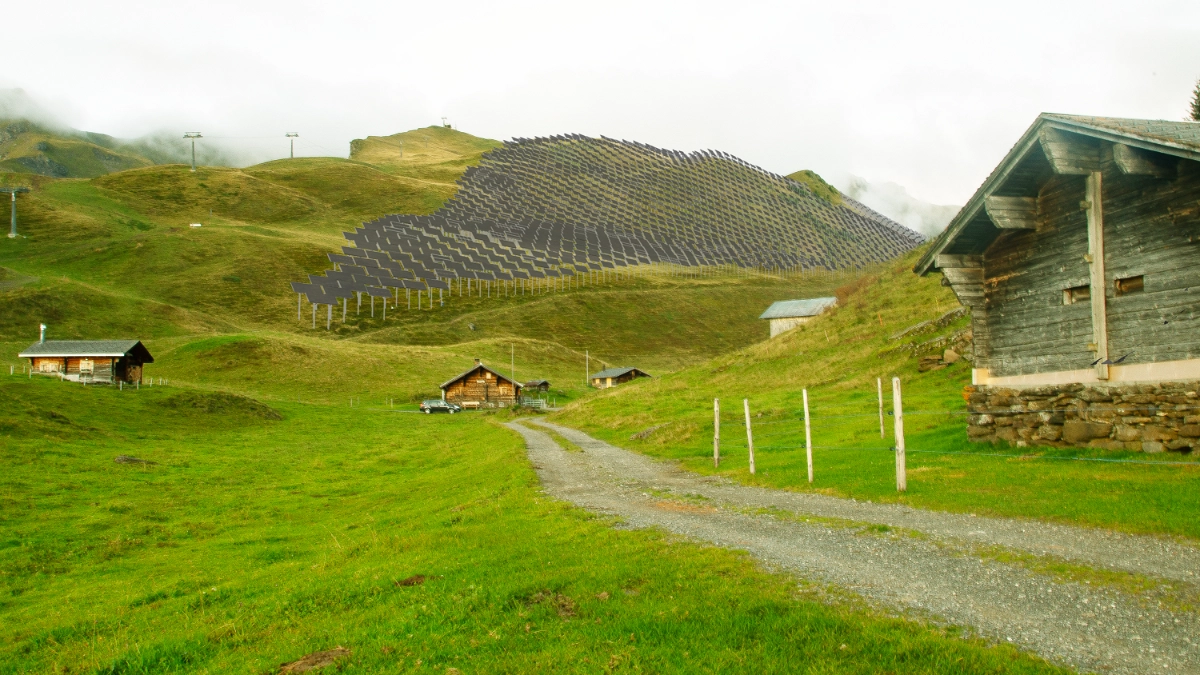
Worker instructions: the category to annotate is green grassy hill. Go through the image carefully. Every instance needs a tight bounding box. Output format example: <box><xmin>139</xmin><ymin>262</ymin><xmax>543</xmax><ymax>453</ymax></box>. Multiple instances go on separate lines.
<box><xmin>0</xmin><ymin>127</ymin><xmax>852</xmax><ymax>405</ymax></box>
<box><xmin>0</xmin><ymin>118</ymin><xmax>156</xmax><ymax>178</ymax></box>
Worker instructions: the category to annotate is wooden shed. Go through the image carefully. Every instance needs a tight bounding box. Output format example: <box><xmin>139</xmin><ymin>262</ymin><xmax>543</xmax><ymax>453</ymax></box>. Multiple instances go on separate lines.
<box><xmin>19</xmin><ymin>339</ymin><xmax>153</xmax><ymax>384</ymax></box>
<box><xmin>915</xmin><ymin>114</ymin><xmax>1200</xmax><ymax>450</ymax></box>
<box><xmin>524</xmin><ymin>379</ymin><xmax>551</xmax><ymax>393</ymax></box>
<box><xmin>590</xmin><ymin>367</ymin><xmax>650</xmax><ymax>389</ymax></box>
<box><xmin>759</xmin><ymin>297</ymin><xmax>837</xmax><ymax>338</ymax></box>
<box><xmin>440</xmin><ymin>359</ymin><xmax>522</xmax><ymax>408</ymax></box>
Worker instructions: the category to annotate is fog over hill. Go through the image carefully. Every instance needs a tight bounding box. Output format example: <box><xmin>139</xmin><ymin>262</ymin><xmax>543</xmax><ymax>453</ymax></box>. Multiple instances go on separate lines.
<box><xmin>842</xmin><ymin>176</ymin><xmax>961</xmax><ymax>240</ymax></box>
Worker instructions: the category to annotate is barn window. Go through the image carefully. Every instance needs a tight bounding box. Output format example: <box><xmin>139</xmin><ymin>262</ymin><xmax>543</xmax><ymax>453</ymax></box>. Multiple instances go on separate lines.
<box><xmin>1115</xmin><ymin>275</ymin><xmax>1144</xmax><ymax>296</ymax></box>
<box><xmin>1063</xmin><ymin>285</ymin><xmax>1090</xmax><ymax>305</ymax></box>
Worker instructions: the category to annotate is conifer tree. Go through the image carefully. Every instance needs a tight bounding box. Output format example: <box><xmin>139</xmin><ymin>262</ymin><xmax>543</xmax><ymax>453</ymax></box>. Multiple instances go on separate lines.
<box><xmin>1191</xmin><ymin>78</ymin><xmax>1200</xmax><ymax>122</ymax></box>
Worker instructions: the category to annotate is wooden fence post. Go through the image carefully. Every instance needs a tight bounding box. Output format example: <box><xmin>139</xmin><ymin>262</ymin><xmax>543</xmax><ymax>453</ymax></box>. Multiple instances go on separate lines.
<box><xmin>713</xmin><ymin>398</ymin><xmax>721</xmax><ymax>467</ymax></box>
<box><xmin>877</xmin><ymin>377</ymin><xmax>884</xmax><ymax>438</ymax></box>
<box><xmin>743</xmin><ymin>399</ymin><xmax>756</xmax><ymax>475</ymax></box>
<box><xmin>892</xmin><ymin>377</ymin><xmax>906</xmax><ymax>492</ymax></box>
<box><xmin>803</xmin><ymin>388</ymin><xmax>813</xmax><ymax>483</ymax></box>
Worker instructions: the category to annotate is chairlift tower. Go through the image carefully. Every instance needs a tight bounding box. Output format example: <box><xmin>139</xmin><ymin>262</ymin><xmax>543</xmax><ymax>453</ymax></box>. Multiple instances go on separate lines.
<box><xmin>286</xmin><ymin>132</ymin><xmax>299</xmax><ymax>159</ymax></box>
<box><xmin>1</xmin><ymin>186</ymin><xmax>30</xmax><ymax>238</ymax></box>
<box><xmin>183</xmin><ymin>132</ymin><xmax>202</xmax><ymax>171</ymax></box>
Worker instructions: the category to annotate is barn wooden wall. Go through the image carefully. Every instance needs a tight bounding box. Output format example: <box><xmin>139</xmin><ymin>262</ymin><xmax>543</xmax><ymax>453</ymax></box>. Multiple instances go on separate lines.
<box><xmin>980</xmin><ymin>159</ymin><xmax>1200</xmax><ymax>377</ymax></box>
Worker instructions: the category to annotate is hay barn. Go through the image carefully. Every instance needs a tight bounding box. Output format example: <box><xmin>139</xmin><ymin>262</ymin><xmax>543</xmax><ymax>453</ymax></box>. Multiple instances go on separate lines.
<box><xmin>19</xmin><ymin>340</ymin><xmax>153</xmax><ymax>384</ymax></box>
<box><xmin>590</xmin><ymin>367</ymin><xmax>650</xmax><ymax>389</ymax></box>
<box><xmin>916</xmin><ymin>113</ymin><xmax>1200</xmax><ymax>450</ymax></box>
<box><xmin>759</xmin><ymin>297</ymin><xmax>837</xmax><ymax>338</ymax></box>
<box><xmin>440</xmin><ymin>359</ymin><xmax>522</xmax><ymax>408</ymax></box>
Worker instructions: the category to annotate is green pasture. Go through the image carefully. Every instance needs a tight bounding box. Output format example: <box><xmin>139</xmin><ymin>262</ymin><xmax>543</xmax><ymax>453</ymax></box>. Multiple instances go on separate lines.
<box><xmin>0</xmin><ymin>376</ymin><xmax>1066</xmax><ymax>674</ymax></box>
<box><xmin>554</xmin><ymin>251</ymin><xmax>1200</xmax><ymax>540</ymax></box>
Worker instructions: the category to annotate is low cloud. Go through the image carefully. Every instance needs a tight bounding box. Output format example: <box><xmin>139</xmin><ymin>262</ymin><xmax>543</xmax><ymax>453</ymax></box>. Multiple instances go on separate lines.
<box><xmin>843</xmin><ymin>176</ymin><xmax>961</xmax><ymax>240</ymax></box>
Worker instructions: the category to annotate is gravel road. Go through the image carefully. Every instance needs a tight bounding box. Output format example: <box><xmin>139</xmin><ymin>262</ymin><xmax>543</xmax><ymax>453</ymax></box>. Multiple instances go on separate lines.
<box><xmin>507</xmin><ymin>419</ymin><xmax>1200</xmax><ymax>675</ymax></box>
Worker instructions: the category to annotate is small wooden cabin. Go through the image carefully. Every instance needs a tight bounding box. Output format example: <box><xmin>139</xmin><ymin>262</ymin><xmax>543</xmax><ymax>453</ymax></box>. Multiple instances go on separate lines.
<box><xmin>440</xmin><ymin>359</ymin><xmax>522</xmax><ymax>408</ymax></box>
<box><xmin>916</xmin><ymin>114</ymin><xmax>1200</xmax><ymax>450</ymax></box>
<box><xmin>590</xmin><ymin>367</ymin><xmax>650</xmax><ymax>389</ymax></box>
<box><xmin>524</xmin><ymin>379</ymin><xmax>551</xmax><ymax>393</ymax></box>
<box><xmin>759</xmin><ymin>297</ymin><xmax>837</xmax><ymax>338</ymax></box>
<box><xmin>19</xmin><ymin>340</ymin><xmax>153</xmax><ymax>384</ymax></box>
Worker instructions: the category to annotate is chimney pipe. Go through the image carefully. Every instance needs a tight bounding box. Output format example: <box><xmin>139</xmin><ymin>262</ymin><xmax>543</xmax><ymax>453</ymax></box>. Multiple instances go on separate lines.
<box><xmin>39</xmin><ymin>324</ymin><xmax>45</xmax><ymax>344</ymax></box>
<box><xmin>474</xmin><ymin>358</ymin><xmax>481</xmax><ymax>366</ymax></box>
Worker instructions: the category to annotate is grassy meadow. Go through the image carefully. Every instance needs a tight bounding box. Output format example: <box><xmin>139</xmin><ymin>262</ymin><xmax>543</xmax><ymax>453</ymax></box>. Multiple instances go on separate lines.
<box><xmin>553</xmin><ymin>250</ymin><xmax>1200</xmax><ymax>540</ymax></box>
<box><xmin>0</xmin><ymin>376</ymin><xmax>1069</xmax><ymax>674</ymax></box>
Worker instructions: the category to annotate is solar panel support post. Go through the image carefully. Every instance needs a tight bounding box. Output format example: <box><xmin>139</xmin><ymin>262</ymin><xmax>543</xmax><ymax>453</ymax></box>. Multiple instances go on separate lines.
<box><xmin>357</xmin><ymin>291</ymin><xmax>361</xmax><ymax>315</ymax></box>
<box><xmin>407</xmin><ymin>288</ymin><xmax>411</xmax><ymax>309</ymax></box>
<box><xmin>439</xmin><ymin>288</ymin><xmax>443</xmax><ymax>306</ymax></box>
<box><xmin>297</xmin><ymin>293</ymin><xmax>302</xmax><ymax>321</ymax></box>
<box><xmin>312</xmin><ymin>303</ymin><xmax>317</xmax><ymax>329</ymax></box>
<box><xmin>342</xmin><ymin>298</ymin><xmax>347</xmax><ymax>323</ymax></box>
<box><xmin>371</xmin><ymin>296</ymin><xmax>374</xmax><ymax>317</ymax></box>
<box><xmin>327</xmin><ymin>304</ymin><xmax>332</xmax><ymax>330</ymax></box>
<box><xmin>383</xmin><ymin>299</ymin><xmax>386</xmax><ymax>320</ymax></box>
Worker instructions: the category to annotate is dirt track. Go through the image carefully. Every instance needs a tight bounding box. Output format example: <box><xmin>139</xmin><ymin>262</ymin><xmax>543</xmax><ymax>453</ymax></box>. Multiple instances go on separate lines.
<box><xmin>507</xmin><ymin>418</ymin><xmax>1200</xmax><ymax>675</ymax></box>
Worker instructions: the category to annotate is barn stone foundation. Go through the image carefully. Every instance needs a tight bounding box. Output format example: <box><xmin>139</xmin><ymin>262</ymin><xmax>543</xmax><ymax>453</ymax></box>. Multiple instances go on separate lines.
<box><xmin>964</xmin><ymin>381</ymin><xmax>1200</xmax><ymax>453</ymax></box>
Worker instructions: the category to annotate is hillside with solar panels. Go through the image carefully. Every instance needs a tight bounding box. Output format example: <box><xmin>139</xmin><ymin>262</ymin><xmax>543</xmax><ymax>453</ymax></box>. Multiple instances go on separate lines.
<box><xmin>291</xmin><ymin>135</ymin><xmax>922</xmax><ymax>322</ymax></box>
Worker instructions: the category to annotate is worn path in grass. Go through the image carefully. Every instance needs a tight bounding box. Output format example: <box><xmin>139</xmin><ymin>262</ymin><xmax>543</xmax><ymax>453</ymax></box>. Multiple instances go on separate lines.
<box><xmin>508</xmin><ymin>419</ymin><xmax>1200</xmax><ymax>675</ymax></box>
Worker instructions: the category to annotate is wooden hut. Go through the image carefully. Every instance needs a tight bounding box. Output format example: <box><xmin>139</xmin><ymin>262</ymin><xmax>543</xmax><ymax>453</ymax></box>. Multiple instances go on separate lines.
<box><xmin>759</xmin><ymin>297</ymin><xmax>837</xmax><ymax>338</ymax></box>
<box><xmin>440</xmin><ymin>359</ymin><xmax>522</xmax><ymax>408</ymax></box>
<box><xmin>524</xmin><ymin>379</ymin><xmax>551</xmax><ymax>393</ymax></box>
<box><xmin>19</xmin><ymin>340</ymin><xmax>153</xmax><ymax>384</ymax></box>
<box><xmin>590</xmin><ymin>367</ymin><xmax>650</xmax><ymax>389</ymax></box>
<box><xmin>915</xmin><ymin>113</ymin><xmax>1200</xmax><ymax>450</ymax></box>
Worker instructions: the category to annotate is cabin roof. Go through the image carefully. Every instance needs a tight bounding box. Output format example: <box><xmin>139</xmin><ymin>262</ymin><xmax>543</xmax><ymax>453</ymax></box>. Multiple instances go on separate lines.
<box><xmin>591</xmin><ymin>367</ymin><xmax>649</xmax><ymax>379</ymax></box>
<box><xmin>758</xmin><ymin>297</ymin><xmax>837</xmax><ymax>320</ymax></box>
<box><xmin>915</xmin><ymin>113</ymin><xmax>1200</xmax><ymax>276</ymax></box>
<box><xmin>18</xmin><ymin>340</ymin><xmax>154</xmax><ymax>361</ymax></box>
<box><xmin>525</xmin><ymin>379</ymin><xmax>550</xmax><ymax>386</ymax></box>
<box><xmin>440</xmin><ymin>363</ymin><xmax>522</xmax><ymax>390</ymax></box>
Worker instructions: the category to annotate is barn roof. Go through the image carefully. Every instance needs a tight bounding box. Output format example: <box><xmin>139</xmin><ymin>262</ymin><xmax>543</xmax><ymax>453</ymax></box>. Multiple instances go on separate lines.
<box><xmin>591</xmin><ymin>367</ymin><xmax>649</xmax><ymax>379</ymax></box>
<box><xmin>439</xmin><ymin>362</ymin><xmax>522</xmax><ymax>390</ymax></box>
<box><xmin>759</xmin><ymin>297</ymin><xmax>837</xmax><ymax>320</ymax></box>
<box><xmin>19</xmin><ymin>340</ymin><xmax>154</xmax><ymax>361</ymax></box>
<box><xmin>914</xmin><ymin>113</ymin><xmax>1200</xmax><ymax>276</ymax></box>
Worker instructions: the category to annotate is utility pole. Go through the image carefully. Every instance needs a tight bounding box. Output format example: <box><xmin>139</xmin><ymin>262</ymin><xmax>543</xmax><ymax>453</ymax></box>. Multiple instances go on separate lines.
<box><xmin>183</xmin><ymin>132</ymin><xmax>202</xmax><ymax>172</ymax></box>
<box><xmin>286</xmin><ymin>132</ymin><xmax>298</xmax><ymax>158</ymax></box>
<box><xmin>2</xmin><ymin>187</ymin><xmax>30</xmax><ymax>238</ymax></box>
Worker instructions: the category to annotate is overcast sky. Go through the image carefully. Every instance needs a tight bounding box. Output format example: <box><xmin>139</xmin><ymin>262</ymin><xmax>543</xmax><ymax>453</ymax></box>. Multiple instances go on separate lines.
<box><xmin>8</xmin><ymin>0</ymin><xmax>1200</xmax><ymax>205</ymax></box>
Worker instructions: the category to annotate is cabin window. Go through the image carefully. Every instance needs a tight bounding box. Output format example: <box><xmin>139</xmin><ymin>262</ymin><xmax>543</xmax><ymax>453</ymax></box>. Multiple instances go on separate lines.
<box><xmin>1063</xmin><ymin>285</ymin><xmax>1090</xmax><ymax>305</ymax></box>
<box><xmin>1115</xmin><ymin>275</ymin><xmax>1144</xmax><ymax>296</ymax></box>
<box><xmin>79</xmin><ymin>359</ymin><xmax>93</xmax><ymax>374</ymax></box>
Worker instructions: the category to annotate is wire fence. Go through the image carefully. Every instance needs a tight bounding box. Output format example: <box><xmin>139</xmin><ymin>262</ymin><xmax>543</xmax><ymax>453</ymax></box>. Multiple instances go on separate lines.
<box><xmin>708</xmin><ymin>380</ymin><xmax>1200</xmax><ymax>488</ymax></box>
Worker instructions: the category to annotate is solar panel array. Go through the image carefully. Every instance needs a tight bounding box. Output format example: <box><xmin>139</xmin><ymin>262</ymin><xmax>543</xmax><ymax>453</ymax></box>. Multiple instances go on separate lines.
<box><xmin>291</xmin><ymin>134</ymin><xmax>923</xmax><ymax>322</ymax></box>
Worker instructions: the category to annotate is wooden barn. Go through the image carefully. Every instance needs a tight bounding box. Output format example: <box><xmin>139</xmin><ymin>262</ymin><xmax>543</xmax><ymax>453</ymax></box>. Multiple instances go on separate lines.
<box><xmin>19</xmin><ymin>339</ymin><xmax>153</xmax><ymax>384</ymax></box>
<box><xmin>590</xmin><ymin>367</ymin><xmax>650</xmax><ymax>389</ymax></box>
<box><xmin>759</xmin><ymin>297</ymin><xmax>837</xmax><ymax>338</ymax></box>
<box><xmin>440</xmin><ymin>359</ymin><xmax>522</xmax><ymax>408</ymax></box>
<box><xmin>916</xmin><ymin>114</ymin><xmax>1200</xmax><ymax>450</ymax></box>
<box><xmin>524</xmin><ymin>379</ymin><xmax>551</xmax><ymax>393</ymax></box>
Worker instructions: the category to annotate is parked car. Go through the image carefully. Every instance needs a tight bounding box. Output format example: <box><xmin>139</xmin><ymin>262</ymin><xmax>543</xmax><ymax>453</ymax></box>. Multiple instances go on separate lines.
<box><xmin>420</xmin><ymin>399</ymin><xmax>461</xmax><ymax>414</ymax></box>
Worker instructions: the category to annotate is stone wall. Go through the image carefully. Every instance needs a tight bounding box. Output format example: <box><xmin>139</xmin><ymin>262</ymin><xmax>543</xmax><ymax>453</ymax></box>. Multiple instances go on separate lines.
<box><xmin>964</xmin><ymin>381</ymin><xmax>1200</xmax><ymax>453</ymax></box>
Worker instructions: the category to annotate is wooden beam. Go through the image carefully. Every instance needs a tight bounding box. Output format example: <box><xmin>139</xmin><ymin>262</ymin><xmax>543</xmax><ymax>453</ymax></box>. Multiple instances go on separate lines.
<box><xmin>1039</xmin><ymin>127</ymin><xmax>1101</xmax><ymax>175</ymax></box>
<box><xmin>983</xmin><ymin>196</ymin><xmax>1037</xmax><ymax>230</ymax></box>
<box><xmin>1085</xmin><ymin>171</ymin><xmax>1109</xmax><ymax>380</ymax></box>
<box><xmin>936</xmin><ymin>254</ymin><xmax>982</xmax><ymax>268</ymax></box>
<box><xmin>1113</xmin><ymin>143</ymin><xmax>1171</xmax><ymax>177</ymax></box>
<box><xmin>942</xmin><ymin>266</ymin><xmax>985</xmax><ymax>310</ymax></box>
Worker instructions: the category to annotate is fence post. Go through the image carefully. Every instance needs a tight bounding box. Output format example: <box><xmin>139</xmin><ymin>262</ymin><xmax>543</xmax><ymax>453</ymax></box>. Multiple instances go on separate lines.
<box><xmin>892</xmin><ymin>377</ymin><xmax>906</xmax><ymax>492</ymax></box>
<box><xmin>803</xmin><ymin>388</ymin><xmax>813</xmax><ymax>483</ymax></box>
<box><xmin>713</xmin><ymin>398</ymin><xmax>720</xmax><ymax>468</ymax></box>
<box><xmin>743</xmin><ymin>398</ymin><xmax>756</xmax><ymax>475</ymax></box>
<box><xmin>877</xmin><ymin>377</ymin><xmax>884</xmax><ymax>438</ymax></box>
